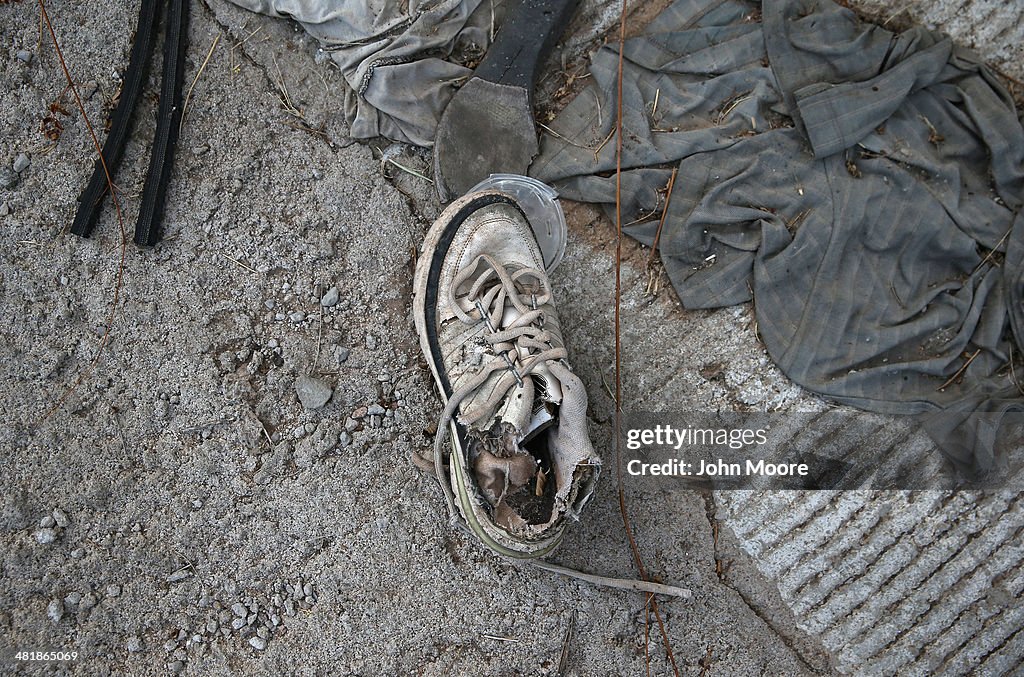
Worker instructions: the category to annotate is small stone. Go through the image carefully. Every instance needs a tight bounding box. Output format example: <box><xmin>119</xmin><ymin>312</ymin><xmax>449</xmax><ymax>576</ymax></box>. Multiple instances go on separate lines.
<box><xmin>365</xmin><ymin>334</ymin><xmax>377</xmax><ymax>349</ymax></box>
<box><xmin>1</xmin><ymin>170</ymin><xmax>18</xmax><ymax>189</ymax></box>
<box><xmin>80</xmin><ymin>593</ymin><xmax>98</xmax><ymax>610</ymax></box>
<box><xmin>0</xmin><ymin>202</ymin><xmax>10</xmax><ymax>217</ymax></box>
<box><xmin>106</xmin><ymin>584</ymin><xmax>122</xmax><ymax>598</ymax></box>
<box><xmin>351</xmin><ymin>406</ymin><xmax>368</xmax><ymax>419</ymax></box>
<box><xmin>39</xmin><ymin>515</ymin><xmax>56</xmax><ymax>528</ymax></box>
<box><xmin>64</xmin><ymin>591</ymin><xmax>82</xmax><ymax>608</ymax></box>
<box><xmin>52</xmin><ymin>508</ymin><xmax>69</xmax><ymax>528</ymax></box>
<box><xmin>320</xmin><ymin>287</ymin><xmax>339</xmax><ymax>307</ymax></box>
<box><xmin>367</xmin><ymin>403</ymin><xmax>386</xmax><ymax>416</ymax></box>
<box><xmin>295</xmin><ymin>375</ymin><xmax>332</xmax><ymax>409</ymax></box>
<box><xmin>335</xmin><ymin>346</ymin><xmax>350</xmax><ymax>363</ymax></box>
<box><xmin>231</xmin><ymin>602</ymin><xmax>247</xmax><ymax>617</ymax></box>
<box><xmin>257</xmin><ymin>626</ymin><xmax>270</xmax><ymax>639</ymax></box>
<box><xmin>302</xmin><ymin>583</ymin><xmax>313</xmax><ymax>597</ymax></box>
<box><xmin>206</xmin><ymin>619</ymin><xmax>218</xmax><ymax>634</ymax></box>
<box><xmin>344</xmin><ymin>417</ymin><xmax>358</xmax><ymax>432</ymax></box>
<box><xmin>338</xmin><ymin>431</ymin><xmax>352</xmax><ymax>447</ymax></box>
<box><xmin>126</xmin><ymin>637</ymin><xmax>141</xmax><ymax>653</ymax></box>
<box><xmin>13</xmin><ymin>153</ymin><xmax>30</xmax><ymax>173</ymax></box>
<box><xmin>47</xmin><ymin>599</ymin><xmax>64</xmax><ymax>623</ymax></box>
<box><xmin>82</xmin><ymin>80</ymin><xmax>98</xmax><ymax>100</ymax></box>
<box><xmin>169</xmin><ymin>660</ymin><xmax>185</xmax><ymax>674</ymax></box>
<box><xmin>289</xmin><ymin>311</ymin><xmax>306</xmax><ymax>323</ymax></box>
<box><xmin>231</xmin><ymin>617</ymin><xmax>245</xmax><ymax>631</ymax></box>
<box><xmin>70</xmin><ymin>548</ymin><xmax>85</xmax><ymax>559</ymax></box>
<box><xmin>248</xmin><ymin>636</ymin><xmax>267</xmax><ymax>651</ymax></box>
<box><xmin>34</xmin><ymin>528</ymin><xmax>57</xmax><ymax>544</ymax></box>
<box><xmin>16</xmin><ymin>50</ymin><xmax>32</xmax><ymax>63</ymax></box>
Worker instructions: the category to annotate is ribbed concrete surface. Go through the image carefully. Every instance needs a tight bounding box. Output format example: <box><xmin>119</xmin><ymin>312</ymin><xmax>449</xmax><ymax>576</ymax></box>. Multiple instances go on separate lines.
<box><xmin>717</xmin><ymin>489</ymin><xmax>1024</xmax><ymax>674</ymax></box>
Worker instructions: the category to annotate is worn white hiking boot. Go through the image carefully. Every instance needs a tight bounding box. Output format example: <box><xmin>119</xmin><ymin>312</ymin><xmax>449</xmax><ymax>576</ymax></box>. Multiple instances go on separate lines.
<box><xmin>413</xmin><ymin>190</ymin><xmax>601</xmax><ymax>559</ymax></box>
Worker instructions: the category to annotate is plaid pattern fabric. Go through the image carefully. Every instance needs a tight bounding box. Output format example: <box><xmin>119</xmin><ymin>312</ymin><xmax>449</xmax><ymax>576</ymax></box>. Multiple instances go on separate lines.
<box><xmin>531</xmin><ymin>0</ymin><xmax>1024</xmax><ymax>475</ymax></box>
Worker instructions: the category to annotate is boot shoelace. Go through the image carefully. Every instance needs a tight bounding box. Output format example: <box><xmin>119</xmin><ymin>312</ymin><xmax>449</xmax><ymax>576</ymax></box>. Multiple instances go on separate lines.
<box><xmin>431</xmin><ymin>254</ymin><xmax>567</xmax><ymax>527</ymax></box>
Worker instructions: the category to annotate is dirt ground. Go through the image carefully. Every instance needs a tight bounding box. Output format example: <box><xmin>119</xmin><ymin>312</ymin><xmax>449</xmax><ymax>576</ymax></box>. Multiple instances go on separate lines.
<box><xmin>1</xmin><ymin>0</ymin><xmax>1021</xmax><ymax>675</ymax></box>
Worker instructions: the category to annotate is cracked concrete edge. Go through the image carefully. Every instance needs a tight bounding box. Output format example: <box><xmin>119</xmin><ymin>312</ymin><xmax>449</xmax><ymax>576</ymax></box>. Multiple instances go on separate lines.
<box><xmin>702</xmin><ymin>491</ymin><xmax>837</xmax><ymax>674</ymax></box>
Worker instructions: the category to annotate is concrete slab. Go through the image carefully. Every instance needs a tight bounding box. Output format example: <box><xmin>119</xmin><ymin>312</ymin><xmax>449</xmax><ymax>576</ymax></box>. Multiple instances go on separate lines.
<box><xmin>0</xmin><ymin>0</ymin><xmax>1021</xmax><ymax>675</ymax></box>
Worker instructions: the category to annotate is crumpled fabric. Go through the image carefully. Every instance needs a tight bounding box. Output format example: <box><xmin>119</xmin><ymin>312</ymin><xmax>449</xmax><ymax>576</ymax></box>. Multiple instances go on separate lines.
<box><xmin>227</xmin><ymin>0</ymin><xmax>505</xmax><ymax>145</ymax></box>
<box><xmin>531</xmin><ymin>0</ymin><xmax>1024</xmax><ymax>476</ymax></box>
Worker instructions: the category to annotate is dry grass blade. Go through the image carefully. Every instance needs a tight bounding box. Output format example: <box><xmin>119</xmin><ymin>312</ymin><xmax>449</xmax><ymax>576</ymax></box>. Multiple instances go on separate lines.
<box><xmin>646</xmin><ymin>166</ymin><xmax>678</xmax><ymax>269</ymax></box>
<box><xmin>937</xmin><ymin>349</ymin><xmax>981</xmax><ymax>391</ymax></box>
<box><xmin>37</xmin><ymin>0</ymin><xmax>129</xmax><ymax>423</ymax></box>
<box><xmin>180</xmin><ymin>33</ymin><xmax>220</xmax><ymax>133</ymax></box>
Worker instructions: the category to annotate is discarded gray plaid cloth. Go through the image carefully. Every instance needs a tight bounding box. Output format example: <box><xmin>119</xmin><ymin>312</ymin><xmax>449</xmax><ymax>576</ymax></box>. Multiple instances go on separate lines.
<box><xmin>227</xmin><ymin>0</ymin><xmax>507</xmax><ymax>146</ymax></box>
<box><xmin>530</xmin><ymin>0</ymin><xmax>1024</xmax><ymax>476</ymax></box>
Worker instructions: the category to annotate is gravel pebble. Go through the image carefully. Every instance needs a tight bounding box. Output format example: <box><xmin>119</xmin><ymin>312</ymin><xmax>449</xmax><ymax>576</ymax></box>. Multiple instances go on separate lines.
<box><xmin>248</xmin><ymin>636</ymin><xmax>267</xmax><ymax>651</ymax></box>
<box><xmin>126</xmin><ymin>637</ymin><xmax>141</xmax><ymax>653</ymax></box>
<box><xmin>335</xmin><ymin>346</ymin><xmax>350</xmax><ymax>363</ymax></box>
<box><xmin>295</xmin><ymin>375</ymin><xmax>332</xmax><ymax>409</ymax></box>
<box><xmin>321</xmin><ymin>287</ymin><xmax>340</xmax><ymax>307</ymax></box>
<box><xmin>289</xmin><ymin>310</ymin><xmax>306</xmax><ymax>323</ymax></box>
<box><xmin>0</xmin><ymin>169</ymin><xmax>18</xmax><ymax>189</ymax></box>
<box><xmin>13</xmin><ymin>153</ymin><xmax>30</xmax><ymax>173</ymax></box>
<box><xmin>16</xmin><ymin>50</ymin><xmax>32</xmax><ymax>63</ymax></box>
<box><xmin>39</xmin><ymin>515</ymin><xmax>56</xmax><ymax>528</ymax></box>
<box><xmin>47</xmin><ymin>599</ymin><xmax>64</xmax><ymax>623</ymax></box>
<box><xmin>231</xmin><ymin>602</ymin><xmax>247</xmax><ymax>617</ymax></box>
<box><xmin>169</xmin><ymin>660</ymin><xmax>185</xmax><ymax>674</ymax></box>
<box><xmin>52</xmin><ymin>508</ymin><xmax>69</xmax><ymax>528</ymax></box>
<box><xmin>338</xmin><ymin>431</ymin><xmax>352</xmax><ymax>447</ymax></box>
<box><xmin>34</xmin><ymin>528</ymin><xmax>57</xmax><ymax>544</ymax></box>
<box><xmin>231</xmin><ymin>617</ymin><xmax>245</xmax><ymax>631</ymax></box>
<box><xmin>106</xmin><ymin>584</ymin><xmax>122</xmax><ymax>598</ymax></box>
<box><xmin>367</xmin><ymin>403</ymin><xmax>386</xmax><ymax>416</ymax></box>
<box><xmin>64</xmin><ymin>591</ymin><xmax>82</xmax><ymax>607</ymax></box>
<box><xmin>0</xmin><ymin>202</ymin><xmax>9</xmax><ymax>216</ymax></box>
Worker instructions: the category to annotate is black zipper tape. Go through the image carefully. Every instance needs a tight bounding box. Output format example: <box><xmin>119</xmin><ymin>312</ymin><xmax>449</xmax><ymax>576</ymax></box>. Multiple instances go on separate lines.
<box><xmin>70</xmin><ymin>0</ymin><xmax>160</xmax><ymax>238</ymax></box>
<box><xmin>134</xmin><ymin>0</ymin><xmax>189</xmax><ymax>247</ymax></box>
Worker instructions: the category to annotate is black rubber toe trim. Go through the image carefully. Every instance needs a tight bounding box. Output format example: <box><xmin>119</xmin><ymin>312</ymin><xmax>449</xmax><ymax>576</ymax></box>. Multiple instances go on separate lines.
<box><xmin>423</xmin><ymin>192</ymin><xmax>527</xmax><ymax>447</ymax></box>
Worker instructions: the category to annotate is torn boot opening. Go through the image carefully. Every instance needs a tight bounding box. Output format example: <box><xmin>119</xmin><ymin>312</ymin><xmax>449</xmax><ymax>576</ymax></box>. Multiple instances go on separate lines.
<box><xmin>471</xmin><ymin>421</ymin><xmax>558</xmax><ymax>529</ymax></box>
<box><xmin>468</xmin><ymin>362</ymin><xmax>600</xmax><ymax>538</ymax></box>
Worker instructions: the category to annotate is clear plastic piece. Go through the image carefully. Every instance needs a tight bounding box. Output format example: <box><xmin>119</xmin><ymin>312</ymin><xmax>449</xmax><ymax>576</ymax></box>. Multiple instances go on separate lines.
<box><xmin>469</xmin><ymin>174</ymin><xmax>567</xmax><ymax>274</ymax></box>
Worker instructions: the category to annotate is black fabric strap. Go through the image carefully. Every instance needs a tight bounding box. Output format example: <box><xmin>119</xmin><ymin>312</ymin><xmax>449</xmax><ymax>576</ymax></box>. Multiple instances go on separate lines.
<box><xmin>134</xmin><ymin>0</ymin><xmax>190</xmax><ymax>247</ymax></box>
<box><xmin>70</xmin><ymin>0</ymin><xmax>160</xmax><ymax>238</ymax></box>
